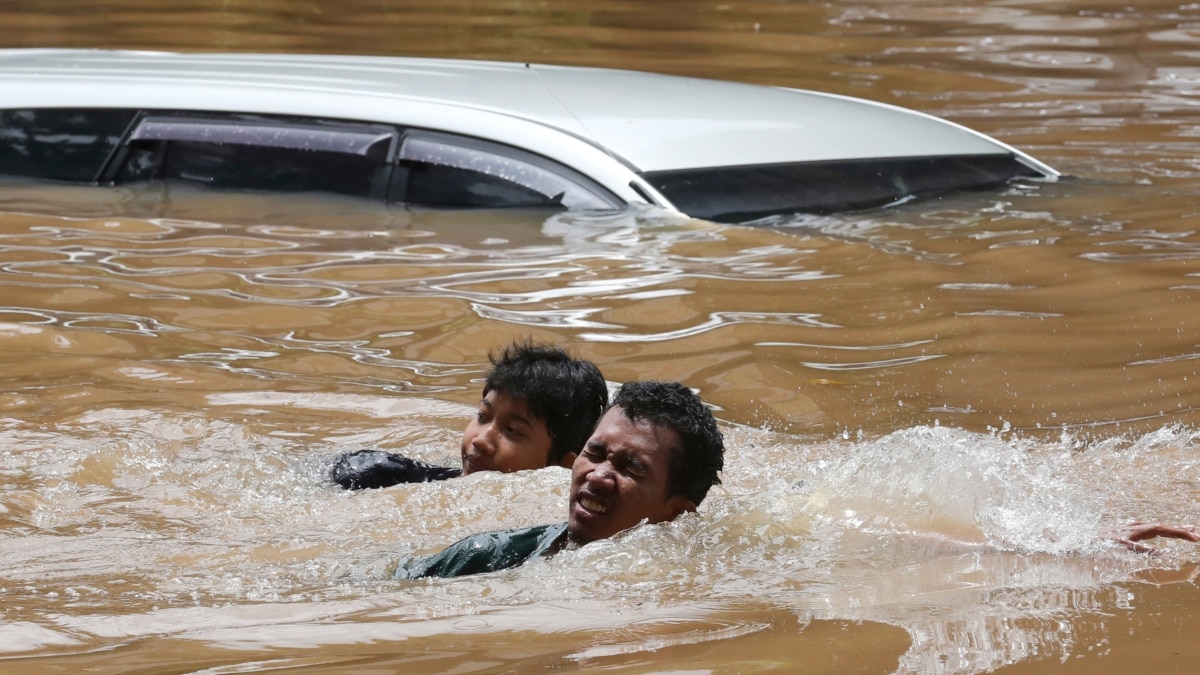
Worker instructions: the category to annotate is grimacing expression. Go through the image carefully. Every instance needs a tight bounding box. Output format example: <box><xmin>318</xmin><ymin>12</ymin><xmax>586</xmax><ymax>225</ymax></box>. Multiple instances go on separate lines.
<box><xmin>461</xmin><ymin>389</ymin><xmax>553</xmax><ymax>475</ymax></box>
<box><xmin>567</xmin><ymin>407</ymin><xmax>695</xmax><ymax>545</ymax></box>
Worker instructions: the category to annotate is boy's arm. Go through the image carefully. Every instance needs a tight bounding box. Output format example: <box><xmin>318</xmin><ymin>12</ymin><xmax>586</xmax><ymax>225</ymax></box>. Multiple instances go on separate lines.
<box><xmin>330</xmin><ymin>449</ymin><xmax>462</xmax><ymax>489</ymax></box>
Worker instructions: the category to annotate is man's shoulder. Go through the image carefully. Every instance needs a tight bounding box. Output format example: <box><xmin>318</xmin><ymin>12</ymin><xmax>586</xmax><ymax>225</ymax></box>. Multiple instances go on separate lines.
<box><xmin>397</xmin><ymin>522</ymin><xmax>568</xmax><ymax>580</ymax></box>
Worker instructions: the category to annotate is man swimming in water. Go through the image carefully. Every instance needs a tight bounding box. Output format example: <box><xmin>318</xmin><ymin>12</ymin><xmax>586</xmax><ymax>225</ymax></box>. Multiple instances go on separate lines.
<box><xmin>330</xmin><ymin>339</ymin><xmax>608</xmax><ymax>489</ymax></box>
<box><xmin>393</xmin><ymin>379</ymin><xmax>1196</xmax><ymax>579</ymax></box>
<box><xmin>396</xmin><ymin>380</ymin><xmax>725</xmax><ymax>578</ymax></box>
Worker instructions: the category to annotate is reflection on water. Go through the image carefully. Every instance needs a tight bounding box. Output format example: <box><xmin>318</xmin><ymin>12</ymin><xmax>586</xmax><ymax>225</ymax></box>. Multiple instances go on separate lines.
<box><xmin>5</xmin><ymin>179</ymin><xmax>1198</xmax><ymax>436</ymax></box>
<box><xmin>4</xmin><ymin>0</ymin><xmax>1200</xmax><ymax>673</ymax></box>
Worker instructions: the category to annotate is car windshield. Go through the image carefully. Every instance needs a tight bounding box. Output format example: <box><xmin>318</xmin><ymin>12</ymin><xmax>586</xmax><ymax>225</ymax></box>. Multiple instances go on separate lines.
<box><xmin>644</xmin><ymin>154</ymin><xmax>1045</xmax><ymax>223</ymax></box>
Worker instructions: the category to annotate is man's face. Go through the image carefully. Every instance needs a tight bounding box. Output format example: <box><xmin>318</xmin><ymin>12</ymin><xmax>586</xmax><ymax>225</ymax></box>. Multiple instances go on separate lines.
<box><xmin>567</xmin><ymin>407</ymin><xmax>695</xmax><ymax>546</ymax></box>
<box><xmin>461</xmin><ymin>389</ymin><xmax>553</xmax><ymax>475</ymax></box>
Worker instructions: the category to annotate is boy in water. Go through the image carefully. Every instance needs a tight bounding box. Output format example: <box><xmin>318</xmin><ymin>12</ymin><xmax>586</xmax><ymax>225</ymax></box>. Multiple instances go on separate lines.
<box><xmin>330</xmin><ymin>339</ymin><xmax>608</xmax><ymax>489</ymax></box>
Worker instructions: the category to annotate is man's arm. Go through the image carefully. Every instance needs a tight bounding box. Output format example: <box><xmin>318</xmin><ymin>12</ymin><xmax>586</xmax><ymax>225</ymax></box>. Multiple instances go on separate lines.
<box><xmin>1104</xmin><ymin>521</ymin><xmax>1200</xmax><ymax>553</ymax></box>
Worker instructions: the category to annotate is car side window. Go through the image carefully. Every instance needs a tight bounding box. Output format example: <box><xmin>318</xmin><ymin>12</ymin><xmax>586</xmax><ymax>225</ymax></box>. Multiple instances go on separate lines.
<box><xmin>391</xmin><ymin>131</ymin><xmax>621</xmax><ymax>210</ymax></box>
<box><xmin>113</xmin><ymin>115</ymin><xmax>396</xmax><ymax>198</ymax></box>
<box><xmin>0</xmin><ymin>109</ymin><xmax>137</xmax><ymax>183</ymax></box>
<box><xmin>0</xmin><ymin>111</ymin><xmax>625</xmax><ymax>211</ymax></box>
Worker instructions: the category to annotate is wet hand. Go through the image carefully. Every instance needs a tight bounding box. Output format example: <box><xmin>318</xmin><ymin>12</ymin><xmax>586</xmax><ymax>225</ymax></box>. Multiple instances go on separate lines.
<box><xmin>1104</xmin><ymin>521</ymin><xmax>1200</xmax><ymax>554</ymax></box>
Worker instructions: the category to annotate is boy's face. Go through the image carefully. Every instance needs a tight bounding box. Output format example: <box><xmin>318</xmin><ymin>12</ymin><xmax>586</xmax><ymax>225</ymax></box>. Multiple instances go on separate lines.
<box><xmin>461</xmin><ymin>389</ymin><xmax>553</xmax><ymax>475</ymax></box>
<box><xmin>567</xmin><ymin>407</ymin><xmax>695</xmax><ymax>545</ymax></box>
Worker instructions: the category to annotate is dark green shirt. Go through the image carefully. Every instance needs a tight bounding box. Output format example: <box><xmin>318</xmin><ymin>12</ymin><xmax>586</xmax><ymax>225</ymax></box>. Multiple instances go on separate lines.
<box><xmin>396</xmin><ymin>522</ymin><xmax>568</xmax><ymax>579</ymax></box>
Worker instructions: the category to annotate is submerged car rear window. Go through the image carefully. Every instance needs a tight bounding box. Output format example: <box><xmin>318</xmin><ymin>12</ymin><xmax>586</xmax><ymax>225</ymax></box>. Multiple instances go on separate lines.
<box><xmin>644</xmin><ymin>155</ymin><xmax>1044</xmax><ymax>223</ymax></box>
<box><xmin>0</xmin><ymin>109</ymin><xmax>136</xmax><ymax>182</ymax></box>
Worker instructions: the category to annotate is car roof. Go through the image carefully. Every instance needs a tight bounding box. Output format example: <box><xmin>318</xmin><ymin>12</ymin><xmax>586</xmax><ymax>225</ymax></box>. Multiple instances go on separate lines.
<box><xmin>535</xmin><ymin>64</ymin><xmax>1053</xmax><ymax>174</ymax></box>
<box><xmin>0</xmin><ymin>48</ymin><xmax>1056</xmax><ymax>178</ymax></box>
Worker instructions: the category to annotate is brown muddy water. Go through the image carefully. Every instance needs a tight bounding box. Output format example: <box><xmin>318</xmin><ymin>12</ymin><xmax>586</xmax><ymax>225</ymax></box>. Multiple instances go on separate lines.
<box><xmin>3</xmin><ymin>1</ymin><xmax>1200</xmax><ymax>673</ymax></box>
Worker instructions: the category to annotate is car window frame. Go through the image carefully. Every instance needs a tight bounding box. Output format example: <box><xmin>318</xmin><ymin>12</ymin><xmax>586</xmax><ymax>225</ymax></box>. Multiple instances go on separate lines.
<box><xmin>392</xmin><ymin>129</ymin><xmax>624</xmax><ymax>211</ymax></box>
<box><xmin>98</xmin><ymin>112</ymin><xmax>401</xmax><ymax>200</ymax></box>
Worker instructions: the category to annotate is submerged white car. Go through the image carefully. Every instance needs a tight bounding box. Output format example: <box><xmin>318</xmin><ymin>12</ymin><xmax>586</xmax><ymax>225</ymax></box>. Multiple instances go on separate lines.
<box><xmin>0</xmin><ymin>49</ymin><xmax>1058</xmax><ymax>223</ymax></box>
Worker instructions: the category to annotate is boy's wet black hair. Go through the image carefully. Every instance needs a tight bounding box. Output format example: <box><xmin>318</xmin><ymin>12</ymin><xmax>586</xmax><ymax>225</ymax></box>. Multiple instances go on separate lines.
<box><xmin>482</xmin><ymin>340</ymin><xmax>608</xmax><ymax>465</ymax></box>
<box><xmin>609</xmin><ymin>380</ymin><xmax>724</xmax><ymax>505</ymax></box>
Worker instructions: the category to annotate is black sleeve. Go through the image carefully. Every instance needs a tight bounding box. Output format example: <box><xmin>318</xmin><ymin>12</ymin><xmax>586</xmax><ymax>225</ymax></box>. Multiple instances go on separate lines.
<box><xmin>329</xmin><ymin>449</ymin><xmax>463</xmax><ymax>490</ymax></box>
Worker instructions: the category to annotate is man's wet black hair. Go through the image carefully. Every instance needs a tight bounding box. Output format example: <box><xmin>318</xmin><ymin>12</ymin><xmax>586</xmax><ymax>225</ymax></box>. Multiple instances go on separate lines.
<box><xmin>483</xmin><ymin>339</ymin><xmax>608</xmax><ymax>465</ymax></box>
<box><xmin>610</xmin><ymin>380</ymin><xmax>724</xmax><ymax>505</ymax></box>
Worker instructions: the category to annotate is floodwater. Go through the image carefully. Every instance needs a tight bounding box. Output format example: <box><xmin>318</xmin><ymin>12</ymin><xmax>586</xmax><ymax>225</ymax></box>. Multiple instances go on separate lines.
<box><xmin>2</xmin><ymin>1</ymin><xmax>1200</xmax><ymax>673</ymax></box>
